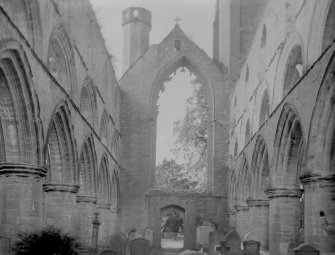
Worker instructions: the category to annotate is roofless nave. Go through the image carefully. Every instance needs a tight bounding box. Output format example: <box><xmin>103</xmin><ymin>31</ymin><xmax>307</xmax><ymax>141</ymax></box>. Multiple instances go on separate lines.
<box><xmin>0</xmin><ymin>1</ymin><xmax>334</xmax><ymax>255</ymax></box>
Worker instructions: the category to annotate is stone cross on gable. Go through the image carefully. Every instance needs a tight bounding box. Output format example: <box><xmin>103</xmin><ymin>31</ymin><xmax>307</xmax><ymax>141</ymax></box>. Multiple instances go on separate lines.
<box><xmin>174</xmin><ymin>16</ymin><xmax>181</xmax><ymax>24</ymax></box>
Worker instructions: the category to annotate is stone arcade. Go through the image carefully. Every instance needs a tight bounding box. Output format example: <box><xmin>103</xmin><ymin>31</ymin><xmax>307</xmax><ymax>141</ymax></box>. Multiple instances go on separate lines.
<box><xmin>0</xmin><ymin>0</ymin><xmax>334</xmax><ymax>255</ymax></box>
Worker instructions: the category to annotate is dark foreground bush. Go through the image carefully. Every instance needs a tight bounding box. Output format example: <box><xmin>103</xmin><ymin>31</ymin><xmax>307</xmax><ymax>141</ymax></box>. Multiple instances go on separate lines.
<box><xmin>12</xmin><ymin>227</ymin><xmax>79</xmax><ymax>255</ymax></box>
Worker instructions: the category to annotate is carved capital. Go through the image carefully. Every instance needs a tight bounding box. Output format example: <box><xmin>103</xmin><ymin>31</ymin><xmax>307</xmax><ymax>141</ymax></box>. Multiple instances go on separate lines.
<box><xmin>234</xmin><ymin>205</ymin><xmax>249</xmax><ymax>212</ymax></box>
<box><xmin>266</xmin><ymin>187</ymin><xmax>302</xmax><ymax>199</ymax></box>
<box><xmin>43</xmin><ymin>184</ymin><xmax>79</xmax><ymax>193</ymax></box>
<box><xmin>0</xmin><ymin>163</ymin><xmax>47</xmax><ymax>178</ymax></box>
<box><xmin>300</xmin><ymin>173</ymin><xmax>335</xmax><ymax>187</ymax></box>
<box><xmin>76</xmin><ymin>195</ymin><xmax>97</xmax><ymax>204</ymax></box>
<box><xmin>246</xmin><ymin>198</ymin><xmax>269</xmax><ymax>207</ymax></box>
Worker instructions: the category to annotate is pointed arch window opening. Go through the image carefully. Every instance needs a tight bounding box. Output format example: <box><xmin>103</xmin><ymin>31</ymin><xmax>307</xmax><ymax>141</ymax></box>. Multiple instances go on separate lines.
<box><xmin>155</xmin><ymin>66</ymin><xmax>209</xmax><ymax>192</ymax></box>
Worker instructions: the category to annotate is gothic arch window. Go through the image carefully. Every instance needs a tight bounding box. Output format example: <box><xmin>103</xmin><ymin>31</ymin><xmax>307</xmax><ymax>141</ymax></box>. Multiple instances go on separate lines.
<box><xmin>98</xmin><ymin>155</ymin><xmax>110</xmax><ymax>204</ymax></box>
<box><xmin>100</xmin><ymin>110</ymin><xmax>109</xmax><ymax>145</ymax></box>
<box><xmin>0</xmin><ymin>42</ymin><xmax>42</xmax><ymax>165</ymax></box>
<box><xmin>48</xmin><ymin>25</ymin><xmax>78</xmax><ymax>102</ymax></box>
<box><xmin>283</xmin><ymin>45</ymin><xmax>303</xmax><ymax>96</ymax></box>
<box><xmin>111</xmin><ymin>133</ymin><xmax>120</xmax><ymax>161</ymax></box>
<box><xmin>261</xmin><ymin>25</ymin><xmax>267</xmax><ymax>48</ymax></box>
<box><xmin>234</xmin><ymin>139</ymin><xmax>238</xmax><ymax>156</ymax></box>
<box><xmin>245</xmin><ymin>119</ymin><xmax>251</xmax><ymax>145</ymax></box>
<box><xmin>237</xmin><ymin>155</ymin><xmax>249</xmax><ymax>207</ymax></box>
<box><xmin>111</xmin><ymin>169</ymin><xmax>119</xmax><ymax>210</ymax></box>
<box><xmin>259</xmin><ymin>90</ymin><xmax>269</xmax><ymax>126</ymax></box>
<box><xmin>45</xmin><ymin>103</ymin><xmax>77</xmax><ymax>185</ymax></box>
<box><xmin>80</xmin><ymin>78</ymin><xmax>97</xmax><ymax>127</ymax></box>
<box><xmin>78</xmin><ymin>135</ymin><xmax>97</xmax><ymax>195</ymax></box>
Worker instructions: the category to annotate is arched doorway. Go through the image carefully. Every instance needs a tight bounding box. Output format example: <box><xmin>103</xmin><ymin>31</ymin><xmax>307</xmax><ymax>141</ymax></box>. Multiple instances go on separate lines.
<box><xmin>160</xmin><ymin>205</ymin><xmax>185</xmax><ymax>249</ymax></box>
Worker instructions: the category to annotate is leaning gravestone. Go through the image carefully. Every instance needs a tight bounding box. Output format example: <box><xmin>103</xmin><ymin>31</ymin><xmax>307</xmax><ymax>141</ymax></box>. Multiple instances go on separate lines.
<box><xmin>209</xmin><ymin>230</ymin><xmax>226</xmax><ymax>255</ymax></box>
<box><xmin>293</xmin><ymin>243</ymin><xmax>319</xmax><ymax>255</ymax></box>
<box><xmin>129</xmin><ymin>238</ymin><xmax>150</xmax><ymax>255</ymax></box>
<box><xmin>144</xmin><ymin>228</ymin><xmax>153</xmax><ymax>247</ymax></box>
<box><xmin>110</xmin><ymin>232</ymin><xmax>126</xmax><ymax>255</ymax></box>
<box><xmin>220</xmin><ymin>231</ymin><xmax>242</xmax><ymax>255</ymax></box>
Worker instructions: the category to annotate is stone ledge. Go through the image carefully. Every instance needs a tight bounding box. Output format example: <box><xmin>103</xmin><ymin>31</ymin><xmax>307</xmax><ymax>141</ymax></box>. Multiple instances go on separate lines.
<box><xmin>0</xmin><ymin>162</ymin><xmax>47</xmax><ymax>178</ymax></box>
<box><xmin>246</xmin><ymin>198</ymin><xmax>269</xmax><ymax>207</ymax></box>
<box><xmin>266</xmin><ymin>187</ymin><xmax>302</xmax><ymax>198</ymax></box>
<box><xmin>300</xmin><ymin>173</ymin><xmax>335</xmax><ymax>185</ymax></box>
<box><xmin>43</xmin><ymin>184</ymin><xmax>79</xmax><ymax>193</ymax></box>
<box><xmin>76</xmin><ymin>195</ymin><xmax>97</xmax><ymax>203</ymax></box>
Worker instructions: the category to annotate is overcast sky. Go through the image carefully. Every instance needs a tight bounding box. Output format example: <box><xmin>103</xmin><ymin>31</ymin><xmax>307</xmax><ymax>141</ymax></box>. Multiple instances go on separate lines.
<box><xmin>90</xmin><ymin>0</ymin><xmax>215</xmax><ymax>78</ymax></box>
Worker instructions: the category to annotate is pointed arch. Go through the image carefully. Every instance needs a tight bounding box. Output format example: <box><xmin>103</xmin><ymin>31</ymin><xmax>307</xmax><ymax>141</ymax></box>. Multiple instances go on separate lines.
<box><xmin>47</xmin><ymin>24</ymin><xmax>78</xmax><ymax>102</ymax></box>
<box><xmin>98</xmin><ymin>153</ymin><xmax>110</xmax><ymax>204</ymax></box>
<box><xmin>245</xmin><ymin>119</ymin><xmax>251</xmax><ymax>145</ymax></box>
<box><xmin>259</xmin><ymin>89</ymin><xmax>270</xmax><ymax>127</ymax></box>
<box><xmin>0</xmin><ymin>39</ymin><xmax>43</xmax><ymax>165</ymax></box>
<box><xmin>250</xmin><ymin>135</ymin><xmax>269</xmax><ymax>200</ymax></box>
<box><xmin>307</xmin><ymin>50</ymin><xmax>335</xmax><ymax>176</ymax></box>
<box><xmin>111</xmin><ymin>167</ymin><xmax>120</xmax><ymax>210</ymax></box>
<box><xmin>45</xmin><ymin>101</ymin><xmax>77</xmax><ymax>185</ymax></box>
<box><xmin>273</xmin><ymin>104</ymin><xmax>306</xmax><ymax>187</ymax></box>
<box><xmin>100</xmin><ymin>110</ymin><xmax>109</xmax><ymax>145</ymax></box>
<box><xmin>111</xmin><ymin>131</ymin><xmax>120</xmax><ymax>161</ymax></box>
<box><xmin>228</xmin><ymin>169</ymin><xmax>237</xmax><ymax>210</ymax></box>
<box><xmin>78</xmin><ymin>134</ymin><xmax>97</xmax><ymax>195</ymax></box>
<box><xmin>80</xmin><ymin>76</ymin><xmax>97</xmax><ymax>127</ymax></box>
<box><xmin>237</xmin><ymin>154</ymin><xmax>250</xmax><ymax>206</ymax></box>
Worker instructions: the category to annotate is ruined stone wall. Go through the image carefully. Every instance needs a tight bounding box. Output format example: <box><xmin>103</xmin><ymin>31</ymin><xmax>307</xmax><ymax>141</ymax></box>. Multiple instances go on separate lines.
<box><xmin>0</xmin><ymin>0</ymin><xmax>121</xmax><ymax>253</ymax></box>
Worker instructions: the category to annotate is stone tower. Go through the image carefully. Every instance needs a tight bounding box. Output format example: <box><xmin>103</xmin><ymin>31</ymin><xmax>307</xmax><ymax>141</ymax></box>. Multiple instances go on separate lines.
<box><xmin>122</xmin><ymin>7</ymin><xmax>151</xmax><ymax>73</ymax></box>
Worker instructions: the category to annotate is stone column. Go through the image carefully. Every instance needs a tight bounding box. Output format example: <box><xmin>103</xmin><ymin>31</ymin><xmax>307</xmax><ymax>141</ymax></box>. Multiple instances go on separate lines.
<box><xmin>234</xmin><ymin>205</ymin><xmax>250</xmax><ymax>240</ymax></box>
<box><xmin>301</xmin><ymin>174</ymin><xmax>335</xmax><ymax>253</ymax></box>
<box><xmin>227</xmin><ymin>209</ymin><xmax>237</xmax><ymax>229</ymax></box>
<box><xmin>43</xmin><ymin>184</ymin><xmax>79</xmax><ymax>233</ymax></box>
<box><xmin>96</xmin><ymin>203</ymin><xmax>111</xmax><ymax>247</ymax></box>
<box><xmin>267</xmin><ymin>188</ymin><xmax>302</xmax><ymax>255</ymax></box>
<box><xmin>247</xmin><ymin>199</ymin><xmax>269</xmax><ymax>251</ymax></box>
<box><xmin>76</xmin><ymin>195</ymin><xmax>97</xmax><ymax>250</ymax></box>
<box><xmin>0</xmin><ymin>163</ymin><xmax>46</xmax><ymax>238</ymax></box>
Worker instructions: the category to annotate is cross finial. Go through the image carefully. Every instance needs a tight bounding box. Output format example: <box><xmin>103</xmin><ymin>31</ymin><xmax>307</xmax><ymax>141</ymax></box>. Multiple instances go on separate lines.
<box><xmin>174</xmin><ymin>16</ymin><xmax>181</xmax><ymax>24</ymax></box>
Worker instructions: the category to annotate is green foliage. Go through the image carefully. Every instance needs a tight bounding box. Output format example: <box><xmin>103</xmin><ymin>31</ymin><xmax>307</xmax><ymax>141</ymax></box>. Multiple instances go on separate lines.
<box><xmin>13</xmin><ymin>227</ymin><xmax>79</xmax><ymax>255</ymax></box>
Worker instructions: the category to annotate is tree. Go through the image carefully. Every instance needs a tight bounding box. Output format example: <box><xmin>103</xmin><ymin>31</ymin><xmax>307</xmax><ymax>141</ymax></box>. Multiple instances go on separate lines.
<box><xmin>172</xmin><ymin>78</ymin><xmax>208</xmax><ymax>190</ymax></box>
<box><xmin>13</xmin><ymin>227</ymin><xmax>79</xmax><ymax>255</ymax></box>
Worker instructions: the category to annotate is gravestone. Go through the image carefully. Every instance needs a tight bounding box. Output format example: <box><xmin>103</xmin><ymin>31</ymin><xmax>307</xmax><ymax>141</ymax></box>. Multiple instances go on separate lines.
<box><xmin>220</xmin><ymin>231</ymin><xmax>242</xmax><ymax>255</ymax></box>
<box><xmin>144</xmin><ymin>228</ymin><xmax>153</xmax><ymax>247</ymax></box>
<box><xmin>209</xmin><ymin>230</ymin><xmax>226</xmax><ymax>255</ymax></box>
<box><xmin>196</xmin><ymin>221</ymin><xmax>216</xmax><ymax>249</ymax></box>
<box><xmin>129</xmin><ymin>238</ymin><xmax>150</xmax><ymax>255</ymax></box>
<box><xmin>243</xmin><ymin>240</ymin><xmax>260</xmax><ymax>255</ymax></box>
<box><xmin>293</xmin><ymin>244</ymin><xmax>319</xmax><ymax>255</ymax></box>
<box><xmin>110</xmin><ymin>233</ymin><xmax>126</xmax><ymax>255</ymax></box>
<box><xmin>100</xmin><ymin>250</ymin><xmax>117</xmax><ymax>255</ymax></box>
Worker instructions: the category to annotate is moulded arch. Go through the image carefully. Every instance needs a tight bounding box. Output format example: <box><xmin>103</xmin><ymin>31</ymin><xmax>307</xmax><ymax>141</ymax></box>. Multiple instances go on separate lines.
<box><xmin>307</xmin><ymin>49</ymin><xmax>335</xmax><ymax>177</ymax></box>
<box><xmin>273</xmin><ymin>103</ymin><xmax>306</xmax><ymax>187</ymax></box>
<box><xmin>80</xmin><ymin>76</ymin><xmax>98</xmax><ymax>128</ymax></box>
<box><xmin>44</xmin><ymin>100</ymin><xmax>78</xmax><ymax>185</ymax></box>
<box><xmin>307</xmin><ymin>0</ymin><xmax>335</xmax><ymax>66</ymax></box>
<box><xmin>273</xmin><ymin>32</ymin><xmax>305</xmax><ymax>105</ymax></box>
<box><xmin>236</xmin><ymin>154</ymin><xmax>250</xmax><ymax>206</ymax></box>
<box><xmin>47</xmin><ymin>24</ymin><xmax>78</xmax><ymax>103</ymax></box>
<box><xmin>253</xmin><ymin>80</ymin><xmax>270</xmax><ymax>131</ymax></box>
<box><xmin>98</xmin><ymin>153</ymin><xmax>111</xmax><ymax>204</ymax></box>
<box><xmin>78</xmin><ymin>134</ymin><xmax>98</xmax><ymax>195</ymax></box>
<box><xmin>250</xmin><ymin>135</ymin><xmax>269</xmax><ymax>199</ymax></box>
<box><xmin>259</xmin><ymin>89</ymin><xmax>270</xmax><ymax>127</ymax></box>
<box><xmin>0</xmin><ymin>39</ymin><xmax>43</xmax><ymax>165</ymax></box>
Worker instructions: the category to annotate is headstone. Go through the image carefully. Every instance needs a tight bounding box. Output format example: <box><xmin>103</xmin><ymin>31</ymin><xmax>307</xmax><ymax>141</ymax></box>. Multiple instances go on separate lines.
<box><xmin>129</xmin><ymin>238</ymin><xmax>150</xmax><ymax>255</ymax></box>
<box><xmin>196</xmin><ymin>221</ymin><xmax>216</xmax><ymax>249</ymax></box>
<box><xmin>144</xmin><ymin>228</ymin><xmax>153</xmax><ymax>247</ymax></box>
<box><xmin>293</xmin><ymin>243</ymin><xmax>319</xmax><ymax>255</ymax></box>
<box><xmin>243</xmin><ymin>240</ymin><xmax>260</xmax><ymax>255</ymax></box>
<box><xmin>100</xmin><ymin>250</ymin><xmax>117</xmax><ymax>255</ymax></box>
<box><xmin>209</xmin><ymin>230</ymin><xmax>226</xmax><ymax>255</ymax></box>
<box><xmin>220</xmin><ymin>231</ymin><xmax>242</xmax><ymax>255</ymax></box>
<box><xmin>110</xmin><ymin>233</ymin><xmax>126</xmax><ymax>255</ymax></box>
<box><xmin>127</xmin><ymin>228</ymin><xmax>136</xmax><ymax>241</ymax></box>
